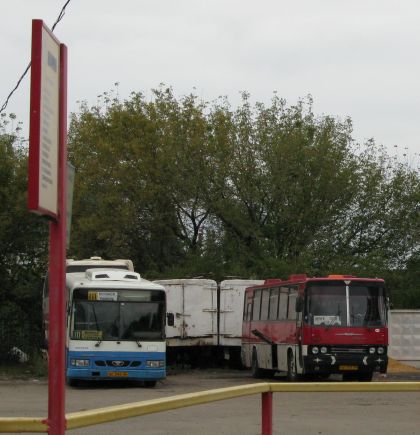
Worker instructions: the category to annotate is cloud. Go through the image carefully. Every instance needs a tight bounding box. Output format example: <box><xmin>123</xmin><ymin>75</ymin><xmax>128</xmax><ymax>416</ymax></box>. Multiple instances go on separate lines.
<box><xmin>1</xmin><ymin>0</ymin><xmax>419</xmax><ymax>160</ymax></box>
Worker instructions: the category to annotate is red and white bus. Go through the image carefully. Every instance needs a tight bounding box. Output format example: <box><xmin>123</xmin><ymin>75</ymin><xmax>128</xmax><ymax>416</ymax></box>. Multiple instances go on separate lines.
<box><xmin>241</xmin><ymin>274</ymin><xmax>388</xmax><ymax>381</ymax></box>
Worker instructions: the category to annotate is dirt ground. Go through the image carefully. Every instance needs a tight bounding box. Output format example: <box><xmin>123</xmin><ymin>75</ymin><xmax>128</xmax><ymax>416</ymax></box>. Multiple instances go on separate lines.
<box><xmin>387</xmin><ymin>357</ymin><xmax>420</xmax><ymax>373</ymax></box>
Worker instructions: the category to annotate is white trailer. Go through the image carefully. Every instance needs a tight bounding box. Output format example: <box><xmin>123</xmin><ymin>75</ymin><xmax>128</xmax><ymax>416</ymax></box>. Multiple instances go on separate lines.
<box><xmin>154</xmin><ymin>278</ymin><xmax>264</xmax><ymax>365</ymax></box>
<box><xmin>389</xmin><ymin>309</ymin><xmax>420</xmax><ymax>368</ymax></box>
<box><xmin>219</xmin><ymin>279</ymin><xmax>264</xmax><ymax>363</ymax></box>
<box><xmin>153</xmin><ymin>279</ymin><xmax>218</xmax><ymax>348</ymax></box>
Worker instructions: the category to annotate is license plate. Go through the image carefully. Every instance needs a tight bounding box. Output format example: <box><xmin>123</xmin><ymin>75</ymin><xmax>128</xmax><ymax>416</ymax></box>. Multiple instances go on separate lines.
<box><xmin>108</xmin><ymin>371</ymin><xmax>128</xmax><ymax>377</ymax></box>
<box><xmin>339</xmin><ymin>365</ymin><xmax>358</xmax><ymax>371</ymax></box>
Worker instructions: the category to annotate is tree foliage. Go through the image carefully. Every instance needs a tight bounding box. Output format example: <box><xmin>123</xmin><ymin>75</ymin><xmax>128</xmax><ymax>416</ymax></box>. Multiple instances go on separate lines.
<box><xmin>1</xmin><ymin>87</ymin><xmax>419</xmax><ymax>362</ymax></box>
<box><xmin>67</xmin><ymin>87</ymin><xmax>420</xmax><ymax>304</ymax></box>
<box><xmin>0</xmin><ymin>115</ymin><xmax>48</xmax><ymax>360</ymax></box>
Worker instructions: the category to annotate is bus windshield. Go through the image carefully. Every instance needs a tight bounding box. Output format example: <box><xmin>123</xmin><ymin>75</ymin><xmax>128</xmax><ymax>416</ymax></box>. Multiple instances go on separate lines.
<box><xmin>71</xmin><ymin>298</ymin><xmax>165</xmax><ymax>341</ymax></box>
<box><xmin>306</xmin><ymin>282</ymin><xmax>387</xmax><ymax>327</ymax></box>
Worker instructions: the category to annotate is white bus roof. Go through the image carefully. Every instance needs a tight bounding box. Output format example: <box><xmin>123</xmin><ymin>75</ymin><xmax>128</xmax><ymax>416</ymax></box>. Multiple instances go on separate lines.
<box><xmin>66</xmin><ymin>257</ymin><xmax>134</xmax><ymax>271</ymax></box>
<box><xmin>66</xmin><ymin>268</ymin><xmax>164</xmax><ymax>291</ymax></box>
<box><xmin>85</xmin><ymin>269</ymin><xmax>141</xmax><ymax>282</ymax></box>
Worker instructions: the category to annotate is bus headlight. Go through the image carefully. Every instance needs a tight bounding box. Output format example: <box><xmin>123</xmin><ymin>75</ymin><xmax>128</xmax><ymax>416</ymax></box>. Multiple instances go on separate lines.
<box><xmin>70</xmin><ymin>359</ymin><xmax>89</xmax><ymax>367</ymax></box>
<box><xmin>146</xmin><ymin>360</ymin><xmax>164</xmax><ymax>368</ymax></box>
<box><xmin>312</xmin><ymin>347</ymin><xmax>319</xmax><ymax>355</ymax></box>
<box><xmin>320</xmin><ymin>346</ymin><xmax>328</xmax><ymax>354</ymax></box>
<box><xmin>369</xmin><ymin>347</ymin><xmax>376</xmax><ymax>354</ymax></box>
<box><xmin>377</xmin><ymin>347</ymin><xmax>384</xmax><ymax>354</ymax></box>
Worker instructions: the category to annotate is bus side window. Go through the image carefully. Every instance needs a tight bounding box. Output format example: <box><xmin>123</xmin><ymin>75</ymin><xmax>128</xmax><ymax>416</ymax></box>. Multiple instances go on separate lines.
<box><xmin>246</xmin><ymin>302</ymin><xmax>252</xmax><ymax>322</ymax></box>
<box><xmin>252</xmin><ymin>290</ymin><xmax>262</xmax><ymax>321</ymax></box>
<box><xmin>288</xmin><ymin>287</ymin><xmax>298</xmax><ymax>320</ymax></box>
<box><xmin>278</xmin><ymin>287</ymin><xmax>288</xmax><ymax>320</ymax></box>
<box><xmin>269</xmin><ymin>288</ymin><xmax>279</xmax><ymax>320</ymax></box>
<box><xmin>243</xmin><ymin>293</ymin><xmax>253</xmax><ymax>322</ymax></box>
<box><xmin>260</xmin><ymin>289</ymin><xmax>270</xmax><ymax>321</ymax></box>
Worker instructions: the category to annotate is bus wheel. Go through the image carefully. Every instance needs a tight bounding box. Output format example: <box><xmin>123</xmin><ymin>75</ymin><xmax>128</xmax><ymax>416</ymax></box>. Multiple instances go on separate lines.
<box><xmin>144</xmin><ymin>380</ymin><xmax>157</xmax><ymax>388</ymax></box>
<box><xmin>287</xmin><ymin>351</ymin><xmax>298</xmax><ymax>382</ymax></box>
<box><xmin>251</xmin><ymin>349</ymin><xmax>264</xmax><ymax>378</ymax></box>
<box><xmin>66</xmin><ymin>377</ymin><xmax>78</xmax><ymax>387</ymax></box>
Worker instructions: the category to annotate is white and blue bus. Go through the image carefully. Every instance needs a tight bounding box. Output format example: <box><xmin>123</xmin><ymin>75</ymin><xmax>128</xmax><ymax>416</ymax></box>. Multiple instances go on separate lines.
<box><xmin>65</xmin><ymin>268</ymin><xmax>166</xmax><ymax>387</ymax></box>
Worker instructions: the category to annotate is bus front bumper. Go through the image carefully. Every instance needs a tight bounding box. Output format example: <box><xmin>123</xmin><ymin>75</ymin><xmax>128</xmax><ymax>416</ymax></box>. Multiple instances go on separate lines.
<box><xmin>303</xmin><ymin>354</ymin><xmax>388</xmax><ymax>375</ymax></box>
<box><xmin>66</xmin><ymin>367</ymin><xmax>166</xmax><ymax>381</ymax></box>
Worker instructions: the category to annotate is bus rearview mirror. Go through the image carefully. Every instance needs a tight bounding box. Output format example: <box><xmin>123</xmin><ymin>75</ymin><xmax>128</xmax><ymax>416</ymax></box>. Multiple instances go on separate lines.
<box><xmin>167</xmin><ymin>312</ymin><xmax>175</xmax><ymax>326</ymax></box>
<box><xmin>295</xmin><ymin>296</ymin><xmax>303</xmax><ymax>312</ymax></box>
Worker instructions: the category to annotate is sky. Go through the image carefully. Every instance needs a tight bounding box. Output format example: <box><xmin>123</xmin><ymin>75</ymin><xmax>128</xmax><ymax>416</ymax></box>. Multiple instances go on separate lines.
<box><xmin>1</xmin><ymin>0</ymin><xmax>419</xmax><ymax>166</ymax></box>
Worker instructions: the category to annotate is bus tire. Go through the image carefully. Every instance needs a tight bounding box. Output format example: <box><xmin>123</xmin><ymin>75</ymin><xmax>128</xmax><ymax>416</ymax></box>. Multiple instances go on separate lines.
<box><xmin>287</xmin><ymin>350</ymin><xmax>298</xmax><ymax>382</ymax></box>
<box><xmin>144</xmin><ymin>380</ymin><xmax>157</xmax><ymax>388</ymax></box>
<box><xmin>66</xmin><ymin>377</ymin><xmax>78</xmax><ymax>387</ymax></box>
<box><xmin>251</xmin><ymin>349</ymin><xmax>264</xmax><ymax>378</ymax></box>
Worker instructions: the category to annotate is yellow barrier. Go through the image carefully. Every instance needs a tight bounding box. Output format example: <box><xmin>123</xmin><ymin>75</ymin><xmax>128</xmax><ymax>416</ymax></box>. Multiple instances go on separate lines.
<box><xmin>0</xmin><ymin>417</ymin><xmax>47</xmax><ymax>433</ymax></box>
<box><xmin>0</xmin><ymin>381</ymin><xmax>419</xmax><ymax>433</ymax></box>
<box><xmin>67</xmin><ymin>383</ymin><xmax>269</xmax><ymax>430</ymax></box>
<box><xmin>269</xmin><ymin>381</ymin><xmax>420</xmax><ymax>393</ymax></box>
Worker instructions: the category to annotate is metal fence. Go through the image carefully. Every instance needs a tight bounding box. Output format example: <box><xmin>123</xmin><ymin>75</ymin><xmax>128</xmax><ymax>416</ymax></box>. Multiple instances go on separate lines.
<box><xmin>0</xmin><ymin>316</ymin><xmax>38</xmax><ymax>363</ymax></box>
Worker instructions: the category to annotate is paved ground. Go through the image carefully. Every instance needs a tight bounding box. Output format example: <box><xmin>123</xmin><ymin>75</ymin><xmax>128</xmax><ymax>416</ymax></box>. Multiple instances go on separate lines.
<box><xmin>0</xmin><ymin>369</ymin><xmax>419</xmax><ymax>434</ymax></box>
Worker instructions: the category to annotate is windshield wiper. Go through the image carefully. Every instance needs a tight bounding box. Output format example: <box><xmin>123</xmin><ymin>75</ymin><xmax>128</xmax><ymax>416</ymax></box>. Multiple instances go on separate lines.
<box><xmin>91</xmin><ymin>304</ymin><xmax>102</xmax><ymax>347</ymax></box>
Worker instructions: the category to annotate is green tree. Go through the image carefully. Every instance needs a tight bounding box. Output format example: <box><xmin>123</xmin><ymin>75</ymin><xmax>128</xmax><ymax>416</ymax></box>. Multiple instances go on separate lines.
<box><xmin>0</xmin><ymin>114</ymin><xmax>48</xmax><ymax>360</ymax></box>
<box><xmin>313</xmin><ymin>142</ymin><xmax>420</xmax><ymax>275</ymax></box>
<box><xmin>205</xmin><ymin>94</ymin><xmax>359</xmax><ymax>276</ymax></box>
<box><xmin>67</xmin><ymin>89</ymin><xmax>420</xmax><ymax>303</ymax></box>
<box><xmin>68</xmin><ymin>87</ymin><xmax>211</xmax><ymax>274</ymax></box>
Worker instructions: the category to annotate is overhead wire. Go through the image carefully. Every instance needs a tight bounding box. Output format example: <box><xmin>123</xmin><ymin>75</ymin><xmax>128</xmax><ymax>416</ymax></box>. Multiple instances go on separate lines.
<box><xmin>0</xmin><ymin>0</ymin><xmax>71</xmax><ymax>116</ymax></box>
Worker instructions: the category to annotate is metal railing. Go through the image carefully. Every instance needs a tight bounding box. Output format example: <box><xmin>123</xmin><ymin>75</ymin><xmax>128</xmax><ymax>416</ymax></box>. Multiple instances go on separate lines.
<box><xmin>1</xmin><ymin>381</ymin><xmax>420</xmax><ymax>434</ymax></box>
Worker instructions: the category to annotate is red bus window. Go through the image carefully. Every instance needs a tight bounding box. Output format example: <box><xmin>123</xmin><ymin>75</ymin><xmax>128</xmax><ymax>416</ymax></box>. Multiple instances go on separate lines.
<box><xmin>278</xmin><ymin>288</ymin><xmax>288</xmax><ymax>320</ymax></box>
<box><xmin>269</xmin><ymin>288</ymin><xmax>279</xmax><ymax>320</ymax></box>
<box><xmin>244</xmin><ymin>299</ymin><xmax>253</xmax><ymax>322</ymax></box>
<box><xmin>243</xmin><ymin>293</ymin><xmax>248</xmax><ymax>321</ymax></box>
<box><xmin>288</xmin><ymin>288</ymin><xmax>298</xmax><ymax>320</ymax></box>
<box><xmin>260</xmin><ymin>290</ymin><xmax>270</xmax><ymax>321</ymax></box>
<box><xmin>349</xmin><ymin>285</ymin><xmax>387</xmax><ymax>326</ymax></box>
<box><xmin>252</xmin><ymin>290</ymin><xmax>262</xmax><ymax>320</ymax></box>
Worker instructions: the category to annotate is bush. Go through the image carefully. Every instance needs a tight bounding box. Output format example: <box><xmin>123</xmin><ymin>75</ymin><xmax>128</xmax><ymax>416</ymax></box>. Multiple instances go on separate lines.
<box><xmin>0</xmin><ymin>301</ymin><xmax>39</xmax><ymax>363</ymax></box>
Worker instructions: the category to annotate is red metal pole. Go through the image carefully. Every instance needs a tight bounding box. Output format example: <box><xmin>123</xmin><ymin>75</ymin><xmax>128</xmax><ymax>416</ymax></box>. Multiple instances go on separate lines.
<box><xmin>262</xmin><ymin>391</ymin><xmax>273</xmax><ymax>435</ymax></box>
<box><xmin>47</xmin><ymin>43</ymin><xmax>67</xmax><ymax>435</ymax></box>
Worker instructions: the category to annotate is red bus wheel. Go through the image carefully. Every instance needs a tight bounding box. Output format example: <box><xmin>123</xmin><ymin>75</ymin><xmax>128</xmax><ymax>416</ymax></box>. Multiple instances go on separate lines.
<box><xmin>251</xmin><ymin>349</ymin><xmax>263</xmax><ymax>378</ymax></box>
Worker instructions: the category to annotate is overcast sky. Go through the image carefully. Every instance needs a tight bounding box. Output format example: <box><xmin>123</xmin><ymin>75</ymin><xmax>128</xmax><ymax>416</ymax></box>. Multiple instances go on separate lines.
<box><xmin>2</xmin><ymin>0</ymin><xmax>419</xmax><ymax>166</ymax></box>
